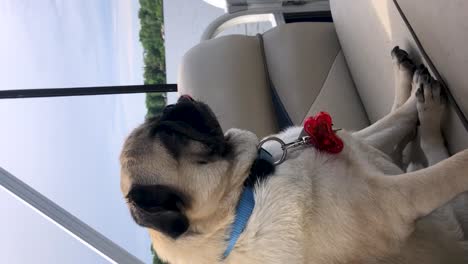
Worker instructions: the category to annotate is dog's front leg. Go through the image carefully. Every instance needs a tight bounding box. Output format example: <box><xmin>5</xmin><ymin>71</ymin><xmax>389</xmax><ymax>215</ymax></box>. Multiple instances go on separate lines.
<box><xmin>377</xmin><ymin>149</ymin><xmax>468</xmax><ymax>231</ymax></box>
<box><xmin>353</xmin><ymin>66</ymin><xmax>435</xmax><ymax>156</ymax></box>
<box><xmin>352</xmin><ymin>99</ymin><xmax>417</xmax><ymax>156</ymax></box>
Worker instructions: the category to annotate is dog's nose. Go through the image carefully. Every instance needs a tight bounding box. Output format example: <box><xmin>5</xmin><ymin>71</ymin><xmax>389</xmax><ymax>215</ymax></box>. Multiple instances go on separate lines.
<box><xmin>178</xmin><ymin>94</ymin><xmax>194</xmax><ymax>103</ymax></box>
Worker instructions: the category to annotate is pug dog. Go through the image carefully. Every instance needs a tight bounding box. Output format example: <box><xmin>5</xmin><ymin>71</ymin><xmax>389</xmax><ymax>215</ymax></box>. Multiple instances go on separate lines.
<box><xmin>120</xmin><ymin>47</ymin><xmax>468</xmax><ymax>263</ymax></box>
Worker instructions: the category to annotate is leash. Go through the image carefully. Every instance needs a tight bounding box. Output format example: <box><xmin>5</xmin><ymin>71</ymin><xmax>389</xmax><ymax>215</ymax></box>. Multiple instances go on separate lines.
<box><xmin>258</xmin><ymin>135</ymin><xmax>313</xmax><ymax>165</ymax></box>
<box><xmin>258</xmin><ymin>112</ymin><xmax>343</xmax><ymax>165</ymax></box>
<box><xmin>392</xmin><ymin>0</ymin><xmax>468</xmax><ymax>132</ymax></box>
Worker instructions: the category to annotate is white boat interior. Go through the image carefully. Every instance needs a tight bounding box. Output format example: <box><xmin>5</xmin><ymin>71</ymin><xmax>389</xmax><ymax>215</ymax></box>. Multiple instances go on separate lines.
<box><xmin>182</xmin><ymin>0</ymin><xmax>468</xmax><ymax>154</ymax></box>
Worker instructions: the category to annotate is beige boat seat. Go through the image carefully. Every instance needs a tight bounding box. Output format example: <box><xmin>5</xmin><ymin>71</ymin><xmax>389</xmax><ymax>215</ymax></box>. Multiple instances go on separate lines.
<box><xmin>178</xmin><ymin>23</ymin><xmax>369</xmax><ymax>139</ymax></box>
<box><xmin>179</xmin><ymin>0</ymin><xmax>468</xmax><ymax>154</ymax></box>
<box><xmin>330</xmin><ymin>0</ymin><xmax>468</xmax><ymax>153</ymax></box>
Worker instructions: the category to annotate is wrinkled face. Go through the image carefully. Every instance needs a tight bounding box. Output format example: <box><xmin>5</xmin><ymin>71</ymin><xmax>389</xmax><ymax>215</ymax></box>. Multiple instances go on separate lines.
<box><xmin>120</xmin><ymin>96</ymin><xmax>235</xmax><ymax>238</ymax></box>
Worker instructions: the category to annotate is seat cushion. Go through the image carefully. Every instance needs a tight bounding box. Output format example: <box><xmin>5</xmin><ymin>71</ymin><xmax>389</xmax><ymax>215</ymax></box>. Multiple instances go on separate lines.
<box><xmin>302</xmin><ymin>51</ymin><xmax>369</xmax><ymax>131</ymax></box>
<box><xmin>330</xmin><ymin>0</ymin><xmax>468</xmax><ymax>153</ymax></box>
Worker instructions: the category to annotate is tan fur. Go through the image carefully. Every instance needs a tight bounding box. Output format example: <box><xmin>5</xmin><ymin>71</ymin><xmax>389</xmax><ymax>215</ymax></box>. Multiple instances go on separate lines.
<box><xmin>120</xmin><ymin>49</ymin><xmax>468</xmax><ymax>263</ymax></box>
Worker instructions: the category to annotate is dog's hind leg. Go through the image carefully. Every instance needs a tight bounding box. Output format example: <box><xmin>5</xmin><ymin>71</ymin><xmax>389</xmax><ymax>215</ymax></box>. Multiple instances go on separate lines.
<box><xmin>375</xmin><ymin>149</ymin><xmax>468</xmax><ymax>238</ymax></box>
<box><xmin>415</xmin><ymin>74</ymin><xmax>468</xmax><ymax>239</ymax></box>
<box><xmin>416</xmin><ymin>78</ymin><xmax>449</xmax><ymax>165</ymax></box>
<box><xmin>398</xmin><ymin>65</ymin><xmax>435</xmax><ymax>170</ymax></box>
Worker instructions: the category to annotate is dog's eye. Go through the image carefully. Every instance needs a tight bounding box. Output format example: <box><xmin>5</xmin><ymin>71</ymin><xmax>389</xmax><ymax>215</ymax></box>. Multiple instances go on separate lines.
<box><xmin>196</xmin><ymin>160</ymin><xmax>208</xmax><ymax>165</ymax></box>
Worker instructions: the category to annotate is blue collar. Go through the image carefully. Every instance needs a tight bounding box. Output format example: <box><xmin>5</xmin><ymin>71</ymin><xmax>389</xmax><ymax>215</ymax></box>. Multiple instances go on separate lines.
<box><xmin>222</xmin><ymin>148</ymin><xmax>274</xmax><ymax>260</ymax></box>
<box><xmin>222</xmin><ymin>186</ymin><xmax>255</xmax><ymax>259</ymax></box>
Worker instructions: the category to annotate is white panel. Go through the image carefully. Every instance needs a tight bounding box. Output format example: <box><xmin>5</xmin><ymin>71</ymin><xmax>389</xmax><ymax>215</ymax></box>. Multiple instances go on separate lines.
<box><xmin>0</xmin><ymin>187</ymin><xmax>109</xmax><ymax>264</ymax></box>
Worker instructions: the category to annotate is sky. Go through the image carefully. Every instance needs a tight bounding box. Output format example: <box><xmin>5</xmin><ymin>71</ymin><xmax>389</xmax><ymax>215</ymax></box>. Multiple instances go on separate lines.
<box><xmin>0</xmin><ymin>0</ymin><xmax>149</xmax><ymax>263</ymax></box>
<box><xmin>0</xmin><ymin>0</ymin><xmax>226</xmax><ymax>263</ymax></box>
<box><xmin>0</xmin><ymin>0</ymin><xmax>143</xmax><ymax>89</ymax></box>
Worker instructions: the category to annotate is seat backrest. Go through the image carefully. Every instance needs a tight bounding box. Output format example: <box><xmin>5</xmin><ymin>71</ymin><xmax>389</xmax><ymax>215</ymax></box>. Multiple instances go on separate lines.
<box><xmin>178</xmin><ymin>35</ymin><xmax>278</xmax><ymax>138</ymax></box>
<box><xmin>261</xmin><ymin>23</ymin><xmax>369</xmax><ymax>130</ymax></box>
<box><xmin>178</xmin><ymin>23</ymin><xmax>369</xmax><ymax>138</ymax></box>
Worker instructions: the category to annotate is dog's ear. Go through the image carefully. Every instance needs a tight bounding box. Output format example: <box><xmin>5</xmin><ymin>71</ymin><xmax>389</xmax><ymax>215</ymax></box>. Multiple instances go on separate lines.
<box><xmin>127</xmin><ymin>185</ymin><xmax>189</xmax><ymax>239</ymax></box>
<box><xmin>149</xmin><ymin>101</ymin><xmax>231</xmax><ymax>159</ymax></box>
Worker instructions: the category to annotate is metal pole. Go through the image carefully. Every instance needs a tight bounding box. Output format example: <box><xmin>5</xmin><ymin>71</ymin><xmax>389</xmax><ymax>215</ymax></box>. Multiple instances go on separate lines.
<box><xmin>0</xmin><ymin>167</ymin><xmax>144</xmax><ymax>264</ymax></box>
<box><xmin>0</xmin><ymin>84</ymin><xmax>177</xmax><ymax>99</ymax></box>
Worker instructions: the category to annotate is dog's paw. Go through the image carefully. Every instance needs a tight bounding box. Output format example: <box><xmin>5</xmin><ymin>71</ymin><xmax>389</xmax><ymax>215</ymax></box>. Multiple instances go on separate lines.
<box><xmin>416</xmin><ymin>76</ymin><xmax>446</xmax><ymax>133</ymax></box>
<box><xmin>411</xmin><ymin>64</ymin><xmax>431</xmax><ymax>98</ymax></box>
<box><xmin>392</xmin><ymin>46</ymin><xmax>416</xmax><ymax>73</ymax></box>
<box><xmin>392</xmin><ymin>46</ymin><xmax>416</xmax><ymax>110</ymax></box>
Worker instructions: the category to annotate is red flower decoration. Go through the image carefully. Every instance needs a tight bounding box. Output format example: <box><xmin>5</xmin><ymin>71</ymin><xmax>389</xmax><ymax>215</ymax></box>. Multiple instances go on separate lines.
<box><xmin>303</xmin><ymin>112</ymin><xmax>343</xmax><ymax>154</ymax></box>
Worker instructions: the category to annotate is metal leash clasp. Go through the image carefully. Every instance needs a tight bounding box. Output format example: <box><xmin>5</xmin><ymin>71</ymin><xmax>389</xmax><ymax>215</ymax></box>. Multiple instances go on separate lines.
<box><xmin>257</xmin><ymin>136</ymin><xmax>311</xmax><ymax>166</ymax></box>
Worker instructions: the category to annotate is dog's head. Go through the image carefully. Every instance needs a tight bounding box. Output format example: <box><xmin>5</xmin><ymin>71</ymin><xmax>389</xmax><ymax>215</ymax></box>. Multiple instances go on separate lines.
<box><xmin>120</xmin><ymin>95</ymin><xmax>258</xmax><ymax>239</ymax></box>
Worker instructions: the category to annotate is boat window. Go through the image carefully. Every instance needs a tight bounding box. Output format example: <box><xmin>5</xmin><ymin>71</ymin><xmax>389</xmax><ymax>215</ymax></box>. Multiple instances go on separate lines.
<box><xmin>218</xmin><ymin>19</ymin><xmax>276</xmax><ymax>37</ymax></box>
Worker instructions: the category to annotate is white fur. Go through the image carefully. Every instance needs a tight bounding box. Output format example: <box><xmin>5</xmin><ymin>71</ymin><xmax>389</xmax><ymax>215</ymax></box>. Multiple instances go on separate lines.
<box><xmin>121</xmin><ymin>49</ymin><xmax>468</xmax><ymax>263</ymax></box>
